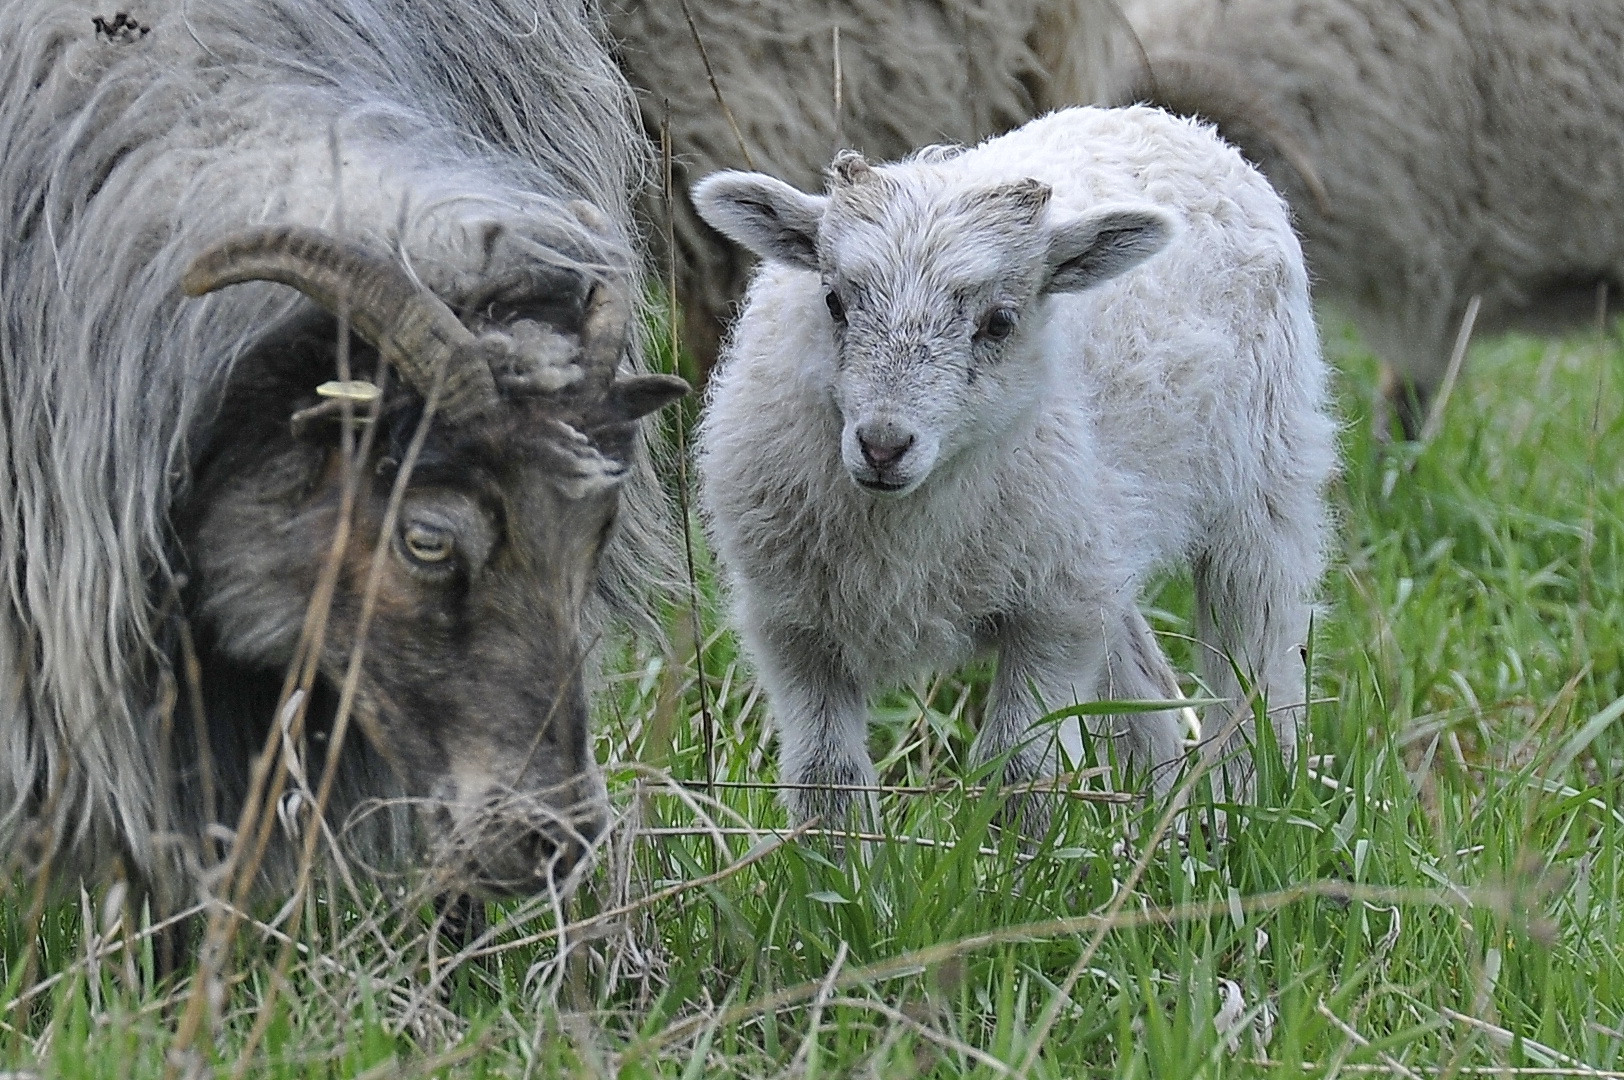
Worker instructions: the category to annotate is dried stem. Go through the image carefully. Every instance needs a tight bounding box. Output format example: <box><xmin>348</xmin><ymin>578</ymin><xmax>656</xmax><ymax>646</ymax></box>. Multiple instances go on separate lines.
<box><xmin>1419</xmin><ymin>294</ymin><xmax>1481</xmax><ymax>444</ymax></box>
<box><xmin>676</xmin><ymin>0</ymin><xmax>754</xmax><ymax>170</ymax></box>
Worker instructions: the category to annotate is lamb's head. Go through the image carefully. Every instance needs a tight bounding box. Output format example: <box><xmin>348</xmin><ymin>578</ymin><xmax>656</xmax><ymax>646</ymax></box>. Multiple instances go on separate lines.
<box><xmin>694</xmin><ymin>153</ymin><xmax>1175</xmax><ymax>494</ymax></box>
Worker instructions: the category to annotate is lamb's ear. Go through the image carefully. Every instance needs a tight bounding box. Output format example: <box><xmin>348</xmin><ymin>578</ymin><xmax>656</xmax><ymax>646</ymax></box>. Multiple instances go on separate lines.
<box><xmin>691</xmin><ymin>171</ymin><xmax>827</xmax><ymax>271</ymax></box>
<box><xmin>1042</xmin><ymin>203</ymin><xmax>1177</xmax><ymax>294</ymax></box>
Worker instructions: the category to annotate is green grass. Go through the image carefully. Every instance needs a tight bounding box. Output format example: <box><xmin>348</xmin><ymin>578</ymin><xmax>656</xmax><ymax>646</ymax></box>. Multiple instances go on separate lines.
<box><xmin>3</xmin><ymin>317</ymin><xmax>1622</xmax><ymax>1077</ymax></box>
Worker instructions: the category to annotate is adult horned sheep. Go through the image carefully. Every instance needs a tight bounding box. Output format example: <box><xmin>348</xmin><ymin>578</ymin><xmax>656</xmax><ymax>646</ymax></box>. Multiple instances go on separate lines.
<box><xmin>607</xmin><ymin>0</ymin><xmax>1116</xmax><ymax>376</ymax></box>
<box><xmin>692</xmin><ymin>108</ymin><xmax>1336</xmax><ymax>827</ymax></box>
<box><xmin>1109</xmin><ymin>0</ymin><xmax>1624</xmax><ymax>438</ymax></box>
<box><xmin>0</xmin><ymin>1</ymin><xmax>687</xmax><ymax>910</ymax></box>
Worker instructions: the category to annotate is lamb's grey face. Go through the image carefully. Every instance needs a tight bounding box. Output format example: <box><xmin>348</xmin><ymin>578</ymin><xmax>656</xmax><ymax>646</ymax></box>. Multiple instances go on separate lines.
<box><xmin>690</xmin><ymin>159</ymin><xmax>1178</xmax><ymax>497</ymax></box>
<box><xmin>818</xmin><ymin>179</ymin><xmax>1057</xmax><ymax>495</ymax></box>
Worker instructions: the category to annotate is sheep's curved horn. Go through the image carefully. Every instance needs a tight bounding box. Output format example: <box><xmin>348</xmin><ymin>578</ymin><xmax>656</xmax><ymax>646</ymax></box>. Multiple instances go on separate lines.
<box><xmin>576</xmin><ymin>276</ymin><xmax>631</xmax><ymax>389</ymax></box>
<box><xmin>183</xmin><ymin>226</ymin><xmax>500</xmax><ymax>419</ymax></box>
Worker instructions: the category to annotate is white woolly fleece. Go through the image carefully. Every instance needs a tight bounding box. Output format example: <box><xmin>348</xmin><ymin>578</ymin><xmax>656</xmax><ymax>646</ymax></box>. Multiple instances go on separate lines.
<box><xmin>696</xmin><ymin>107</ymin><xmax>1338</xmax><ymax>823</ymax></box>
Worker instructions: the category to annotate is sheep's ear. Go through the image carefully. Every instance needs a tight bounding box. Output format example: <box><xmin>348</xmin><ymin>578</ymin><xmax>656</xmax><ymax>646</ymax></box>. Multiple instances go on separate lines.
<box><xmin>1042</xmin><ymin>204</ymin><xmax>1177</xmax><ymax>294</ymax></box>
<box><xmin>608</xmin><ymin>374</ymin><xmax>691</xmax><ymax>423</ymax></box>
<box><xmin>691</xmin><ymin>171</ymin><xmax>827</xmax><ymax>270</ymax></box>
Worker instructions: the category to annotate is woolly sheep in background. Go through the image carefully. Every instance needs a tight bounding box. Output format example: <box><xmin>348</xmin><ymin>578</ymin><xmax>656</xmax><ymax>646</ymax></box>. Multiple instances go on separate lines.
<box><xmin>608</xmin><ymin>0</ymin><xmax>1115</xmax><ymax>376</ymax></box>
<box><xmin>1110</xmin><ymin>0</ymin><xmax>1624</xmax><ymax>438</ymax></box>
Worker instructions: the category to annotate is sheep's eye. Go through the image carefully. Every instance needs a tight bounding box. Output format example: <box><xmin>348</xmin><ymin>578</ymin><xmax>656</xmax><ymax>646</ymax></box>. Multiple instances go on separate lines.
<box><xmin>977</xmin><ymin>306</ymin><xmax>1018</xmax><ymax>342</ymax></box>
<box><xmin>401</xmin><ymin>521</ymin><xmax>456</xmax><ymax>567</ymax></box>
<box><xmin>825</xmin><ymin>288</ymin><xmax>847</xmax><ymax>324</ymax></box>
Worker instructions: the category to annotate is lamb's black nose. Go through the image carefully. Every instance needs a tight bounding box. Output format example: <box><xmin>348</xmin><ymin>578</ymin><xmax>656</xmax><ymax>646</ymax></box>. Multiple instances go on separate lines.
<box><xmin>857</xmin><ymin>423</ymin><xmax>914</xmax><ymax>469</ymax></box>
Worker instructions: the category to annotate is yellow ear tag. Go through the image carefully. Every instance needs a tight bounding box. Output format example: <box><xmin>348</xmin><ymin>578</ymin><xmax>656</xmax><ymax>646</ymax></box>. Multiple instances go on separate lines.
<box><xmin>315</xmin><ymin>380</ymin><xmax>382</xmax><ymax>404</ymax></box>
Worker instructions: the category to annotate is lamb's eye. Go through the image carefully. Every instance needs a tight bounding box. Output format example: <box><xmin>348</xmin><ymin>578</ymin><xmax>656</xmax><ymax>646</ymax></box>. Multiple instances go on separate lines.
<box><xmin>825</xmin><ymin>289</ymin><xmax>847</xmax><ymax>324</ymax></box>
<box><xmin>977</xmin><ymin>306</ymin><xmax>1018</xmax><ymax>342</ymax></box>
<box><xmin>401</xmin><ymin>521</ymin><xmax>455</xmax><ymax>567</ymax></box>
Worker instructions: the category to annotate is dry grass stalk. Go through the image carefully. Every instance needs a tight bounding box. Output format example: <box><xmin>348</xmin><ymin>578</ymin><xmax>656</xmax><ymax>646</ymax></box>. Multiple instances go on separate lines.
<box><xmin>628</xmin><ymin>876</ymin><xmax>1528</xmax><ymax>1061</ymax></box>
<box><xmin>635</xmin><ymin>826</ymin><xmax>1015</xmax><ymax>860</ymax></box>
<box><xmin>1419</xmin><ymin>294</ymin><xmax>1482</xmax><ymax>444</ymax></box>
<box><xmin>661</xmin><ymin>104</ymin><xmax>717</xmax><ymax>801</ymax></box>
<box><xmin>1441</xmin><ymin>1008</ymin><xmax>1601</xmax><ymax>1072</ymax></box>
<box><xmin>223</xmin><ymin>356</ymin><xmax>442</xmax><ymax>1079</ymax></box>
<box><xmin>674</xmin><ymin>0</ymin><xmax>754</xmax><ymax>170</ymax></box>
<box><xmin>1316</xmin><ymin>999</ymin><xmax>1425</xmax><ymax>1080</ymax></box>
<box><xmin>786</xmin><ymin>939</ymin><xmax>848</xmax><ymax>1075</ymax></box>
<box><xmin>167</xmin><ymin>328</ymin><xmax>384</xmax><ymax>1077</ymax></box>
<box><xmin>663</xmin><ymin>768</ymin><xmax>1133</xmax><ymax>803</ymax></box>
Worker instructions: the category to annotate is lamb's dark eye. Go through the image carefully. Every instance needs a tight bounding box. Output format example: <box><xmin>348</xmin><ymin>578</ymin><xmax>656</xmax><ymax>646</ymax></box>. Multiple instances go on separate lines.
<box><xmin>401</xmin><ymin>521</ymin><xmax>455</xmax><ymax>567</ymax></box>
<box><xmin>977</xmin><ymin>306</ymin><xmax>1018</xmax><ymax>342</ymax></box>
<box><xmin>825</xmin><ymin>288</ymin><xmax>846</xmax><ymax>324</ymax></box>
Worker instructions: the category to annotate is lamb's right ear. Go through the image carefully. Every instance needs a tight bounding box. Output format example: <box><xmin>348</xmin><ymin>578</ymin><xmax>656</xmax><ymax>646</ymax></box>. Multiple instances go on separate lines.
<box><xmin>691</xmin><ymin>171</ymin><xmax>827</xmax><ymax>271</ymax></box>
<box><xmin>1042</xmin><ymin>203</ymin><xmax>1178</xmax><ymax>295</ymax></box>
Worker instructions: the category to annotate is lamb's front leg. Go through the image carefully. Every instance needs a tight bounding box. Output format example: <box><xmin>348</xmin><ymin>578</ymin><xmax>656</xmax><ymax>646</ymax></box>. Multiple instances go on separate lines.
<box><xmin>751</xmin><ymin>621</ymin><xmax>877</xmax><ymax>830</ymax></box>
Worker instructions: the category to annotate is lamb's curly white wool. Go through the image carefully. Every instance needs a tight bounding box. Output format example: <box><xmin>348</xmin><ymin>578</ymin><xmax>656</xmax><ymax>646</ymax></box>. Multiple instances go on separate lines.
<box><xmin>693</xmin><ymin>106</ymin><xmax>1337</xmax><ymax>826</ymax></box>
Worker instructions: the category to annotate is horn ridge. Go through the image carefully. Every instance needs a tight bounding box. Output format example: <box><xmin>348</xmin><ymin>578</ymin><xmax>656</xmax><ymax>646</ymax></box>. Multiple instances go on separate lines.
<box><xmin>577</xmin><ymin>278</ymin><xmax>632</xmax><ymax>386</ymax></box>
<box><xmin>183</xmin><ymin>225</ymin><xmax>500</xmax><ymax>419</ymax></box>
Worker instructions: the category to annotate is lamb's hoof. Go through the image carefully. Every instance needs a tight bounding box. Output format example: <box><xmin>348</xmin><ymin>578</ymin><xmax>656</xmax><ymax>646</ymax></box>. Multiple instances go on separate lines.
<box><xmin>787</xmin><ymin>784</ymin><xmax>878</xmax><ymax>862</ymax></box>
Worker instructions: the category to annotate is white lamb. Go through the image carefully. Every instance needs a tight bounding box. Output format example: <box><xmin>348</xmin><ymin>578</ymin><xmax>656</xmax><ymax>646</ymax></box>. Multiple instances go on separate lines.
<box><xmin>692</xmin><ymin>106</ymin><xmax>1337</xmax><ymax>828</ymax></box>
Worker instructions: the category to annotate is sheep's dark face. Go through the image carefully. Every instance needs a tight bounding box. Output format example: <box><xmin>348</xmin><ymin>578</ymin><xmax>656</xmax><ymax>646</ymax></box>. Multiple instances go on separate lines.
<box><xmin>178</xmin><ymin>229</ymin><xmax>687</xmax><ymax>897</ymax></box>
<box><xmin>692</xmin><ymin>158</ymin><xmax>1176</xmax><ymax>496</ymax></box>
<box><xmin>190</xmin><ymin>403</ymin><xmax>627</xmax><ymax>893</ymax></box>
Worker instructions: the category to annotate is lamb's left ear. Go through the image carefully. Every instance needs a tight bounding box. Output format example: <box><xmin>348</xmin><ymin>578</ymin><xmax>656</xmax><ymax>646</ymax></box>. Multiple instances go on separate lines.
<box><xmin>691</xmin><ymin>170</ymin><xmax>828</xmax><ymax>271</ymax></box>
<box><xmin>1042</xmin><ymin>203</ymin><xmax>1178</xmax><ymax>294</ymax></box>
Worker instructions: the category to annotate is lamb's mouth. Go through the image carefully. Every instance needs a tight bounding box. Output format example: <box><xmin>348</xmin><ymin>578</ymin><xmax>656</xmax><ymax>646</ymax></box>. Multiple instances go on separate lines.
<box><xmin>855</xmin><ymin>476</ymin><xmax>910</xmax><ymax>494</ymax></box>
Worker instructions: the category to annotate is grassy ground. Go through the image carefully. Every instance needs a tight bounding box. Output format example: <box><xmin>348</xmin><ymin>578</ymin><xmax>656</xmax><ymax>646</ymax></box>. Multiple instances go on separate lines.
<box><xmin>2</xmin><ymin>317</ymin><xmax>1621</xmax><ymax>1077</ymax></box>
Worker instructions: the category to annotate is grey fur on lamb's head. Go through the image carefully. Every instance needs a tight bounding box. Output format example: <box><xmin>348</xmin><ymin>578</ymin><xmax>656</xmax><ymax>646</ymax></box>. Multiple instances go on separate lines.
<box><xmin>695</xmin><ymin>159</ymin><xmax>1177</xmax><ymax>496</ymax></box>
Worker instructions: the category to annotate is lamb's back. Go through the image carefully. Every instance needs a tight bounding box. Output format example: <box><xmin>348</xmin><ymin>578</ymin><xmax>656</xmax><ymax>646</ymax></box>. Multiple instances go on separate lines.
<box><xmin>944</xmin><ymin>108</ymin><xmax>1323</xmax><ymax>522</ymax></box>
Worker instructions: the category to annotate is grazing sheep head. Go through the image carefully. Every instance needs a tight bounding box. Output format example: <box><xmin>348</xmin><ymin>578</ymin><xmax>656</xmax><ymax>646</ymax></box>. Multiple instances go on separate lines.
<box><xmin>179</xmin><ymin>227</ymin><xmax>689</xmax><ymax>897</ymax></box>
<box><xmin>693</xmin><ymin>155</ymin><xmax>1175</xmax><ymax>495</ymax></box>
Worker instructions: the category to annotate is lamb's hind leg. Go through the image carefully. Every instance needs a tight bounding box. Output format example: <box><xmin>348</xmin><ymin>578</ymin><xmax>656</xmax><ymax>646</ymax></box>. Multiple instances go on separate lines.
<box><xmin>976</xmin><ymin>610</ymin><xmax>1184</xmax><ymax>834</ymax></box>
<box><xmin>1100</xmin><ymin>607</ymin><xmax>1190</xmax><ymax>797</ymax></box>
<box><xmin>1192</xmin><ymin>507</ymin><xmax>1323</xmax><ymax>798</ymax></box>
